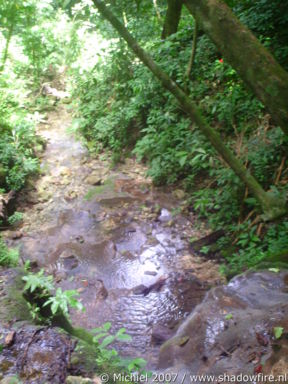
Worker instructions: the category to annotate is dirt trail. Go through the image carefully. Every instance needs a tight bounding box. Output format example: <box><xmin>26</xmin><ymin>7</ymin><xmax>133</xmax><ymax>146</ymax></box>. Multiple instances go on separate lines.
<box><xmin>6</xmin><ymin>105</ymin><xmax>224</xmax><ymax>367</ymax></box>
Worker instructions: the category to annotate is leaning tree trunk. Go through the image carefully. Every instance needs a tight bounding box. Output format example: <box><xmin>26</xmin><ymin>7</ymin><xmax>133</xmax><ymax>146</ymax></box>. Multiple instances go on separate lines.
<box><xmin>161</xmin><ymin>0</ymin><xmax>183</xmax><ymax>39</ymax></box>
<box><xmin>92</xmin><ymin>0</ymin><xmax>287</xmax><ymax>220</ymax></box>
<box><xmin>183</xmin><ymin>0</ymin><xmax>288</xmax><ymax>136</ymax></box>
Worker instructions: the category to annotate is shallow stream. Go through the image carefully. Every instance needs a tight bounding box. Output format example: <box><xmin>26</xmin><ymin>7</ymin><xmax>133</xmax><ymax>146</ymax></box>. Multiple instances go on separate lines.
<box><xmin>9</xmin><ymin>106</ymin><xmax>223</xmax><ymax>367</ymax></box>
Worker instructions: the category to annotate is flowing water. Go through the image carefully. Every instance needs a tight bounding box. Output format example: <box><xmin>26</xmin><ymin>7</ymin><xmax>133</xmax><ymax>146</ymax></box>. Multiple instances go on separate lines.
<box><xmin>10</xmin><ymin>106</ymin><xmax>224</xmax><ymax>367</ymax></box>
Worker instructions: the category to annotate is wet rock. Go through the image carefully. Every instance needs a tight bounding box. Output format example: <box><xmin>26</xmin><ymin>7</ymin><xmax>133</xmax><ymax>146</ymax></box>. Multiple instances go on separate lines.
<box><xmin>63</xmin><ymin>256</ymin><xmax>79</xmax><ymax>270</ymax></box>
<box><xmin>64</xmin><ymin>191</ymin><xmax>78</xmax><ymax>201</ymax></box>
<box><xmin>144</xmin><ymin>271</ymin><xmax>158</xmax><ymax>276</ymax></box>
<box><xmin>152</xmin><ymin>325</ymin><xmax>174</xmax><ymax>344</ymax></box>
<box><xmin>85</xmin><ymin>169</ymin><xmax>107</xmax><ymax>186</ymax></box>
<box><xmin>172</xmin><ymin>189</ymin><xmax>186</xmax><ymax>200</ymax></box>
<box><xmin>97</xmin><ymin>195</ymin><xmax>134</xmax><ymax>207</ymax></box>
<box><xmin>120</xmin><ymin>250</ymin><xmax>135</xmax><ymax>260</ymax></box>
<box><xmin>61</xmin><ymin>179</ymin><xmax>70</xmax><ymax>186</ymax></box>
<box><xmin>133</xmin><ymin>276</ymin><xmax>168</xmax><ymax>296</ymax></box>
<box><xmin>164</xmin><ymin>220</ymin><xmax>174</xmax><ymax>227</ymax></box>
<box><xmin>10</xmin><ymin>232</ymin><xmax>23</xmax><ymax>240</ymax></box>
<box><xmin>95</xmin><ymin>279</ymin><xmax>108</xmax><ymax>300</ymax></box>
<box><xmin>102</xmin><ymin>218</ymin><xmax>118</xmax><ymax>231</ymax></box>
<box><xmin>58</xmin><ymin>250</ymin><xmax>79</xmax><ymax>271</ymax></box>
<box><xmin>38</xmin><ymin>190</ymin><xmax>52</xmax><ymax>203</ymax></box>
<box><xmin>75</xmin><ymin>235</ymin><xmax>85</xmax><ymax>244</ymax></box>
<box><xmin>54</xmin><ymin>270</ymin><xmax>68</xmax><ymax>282</ymax></box>
<box><xmin>159</xmin><ymin>271</ymin><xmax>288</xmax><ymax>380</ymax></box>
<box><xmin>60</xmin><ymin>249</ymin><xmax>76</xmax><ymax>259</ymax></box>
<box><xmin>132</xmin><ymin>284</ymin><xmax>148</xmax><ymax>295</ymax></box>
<box><xmin>4</xmin><ymin>332</ymin><xmax>15</xmax><ymax>347</ymax></box>
<box><xmin>60</xmin><ymin>167</ymin><xmax>71</xmax><ymax>177</ymax></box>
<box><xmin>0</xmin><ymin>268</ymin><xmax>31</xmax><ymax>325</ymax></box>
<box><xmin>85</xmin><ymin>175</ymin><xmax>103</xmax><ymax>186</ymax></box>
<box><xmin>158</xmin><ymin>208</ymin><xmax>172</xmax><ymax>223</ymax></box>
<box><xmin>0</xmin><ymin>323</ymin><xmax>74</xmax><ymax>384</ymax></box>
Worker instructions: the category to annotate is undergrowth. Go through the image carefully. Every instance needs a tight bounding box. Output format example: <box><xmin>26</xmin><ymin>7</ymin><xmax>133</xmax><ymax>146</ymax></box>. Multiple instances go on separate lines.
<box><xmin>0</xmin><ymin>237</ymin><xmax>19</xmax><ymax>267</ymax></box>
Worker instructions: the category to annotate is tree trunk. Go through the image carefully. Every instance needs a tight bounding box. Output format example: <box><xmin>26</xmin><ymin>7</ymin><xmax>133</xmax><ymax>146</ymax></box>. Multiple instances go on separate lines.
<box><xmin>185</xmin><ymin>19</ymin><xmax>198</xmax><ymax>79</ymax></box>
<box><xmin>91</xmin><ymin>0</ymin><xmax>287</xmax><ymax>220</ymax></box>
<box><xmin>0</xmin><ymin>22</ymin><xmax>14</xmax><ymax>72</ymax></box>
<box><xmin>183</xmin><ymin>0</ymin><xmax>288</xmax><ymax>136</ymax></box>
<box><xmin>153</xmin><ymin>0</ymin><xmax>162</xmax><ymax>23</ymax></box>
<box><xmin>161</xmin><ymin>0</ymin><xmax>183</xmax><ymax>39</ymax></box>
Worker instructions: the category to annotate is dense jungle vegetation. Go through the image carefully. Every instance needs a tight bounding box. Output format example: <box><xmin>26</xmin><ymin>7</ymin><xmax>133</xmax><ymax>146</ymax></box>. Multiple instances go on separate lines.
<box><xmin>1</xmin><ymin>0</ymin><xmax>288</xmax><ymax>275</ymax></box>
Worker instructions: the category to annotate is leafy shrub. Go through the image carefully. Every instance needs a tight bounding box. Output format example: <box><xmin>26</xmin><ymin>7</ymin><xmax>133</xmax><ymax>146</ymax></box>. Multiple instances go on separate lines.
<box><xmin>92</xmin><ymin>322</ymin><xmax>147</xmax><ymax>375</ymax></box>
<box><xmin>22</xmin><ymin>269</ymin><xmax>85</xmax><ymax>321</ymax></box>
<box><xmin>0</xmin><ymin>237</ymin><xmax>19</xmax><ymax>267</ymax></box>
<box><xmin>0</xmin><ymin>120</ymin><xmax>39</xmax><ymax>190</ymax></box>
<box><xmin>8</xmin><ymin>211</ymin><xmax>23</xmax><ymax>226</ymax></box>
<box><xmin>0</xmin><ymin>72</ymin><xmax>40</xmax><ymax>192</ymax></box>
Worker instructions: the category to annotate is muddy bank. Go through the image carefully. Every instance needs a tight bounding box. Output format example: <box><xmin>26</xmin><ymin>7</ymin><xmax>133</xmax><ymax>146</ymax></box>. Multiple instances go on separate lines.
<box><xmin>159</xmin><ymin>270</ymin><xmax>288</xmax><ymax>379</ymax></box>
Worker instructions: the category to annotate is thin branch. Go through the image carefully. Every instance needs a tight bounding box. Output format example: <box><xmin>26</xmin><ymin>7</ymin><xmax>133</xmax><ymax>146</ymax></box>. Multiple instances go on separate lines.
<box><xmin>275</xmin><ymin>156</ymin><xmax>286</xmax><ymax>185</ymax></box>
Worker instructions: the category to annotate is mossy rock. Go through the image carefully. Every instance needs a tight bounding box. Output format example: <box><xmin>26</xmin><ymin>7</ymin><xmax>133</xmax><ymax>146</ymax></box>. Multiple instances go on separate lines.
<box><xmin>84</xmin><ymin>178</ymin><xmax>115</xmax><ymax>201</ymax></box>
<box><xmin>0</xmin><ymin>268</ymin><xmax>32</xmax><ymax>324</ymax></box>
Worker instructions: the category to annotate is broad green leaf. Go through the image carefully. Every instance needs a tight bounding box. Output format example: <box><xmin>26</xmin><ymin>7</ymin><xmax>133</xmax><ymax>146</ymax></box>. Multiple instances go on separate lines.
<box><xmin>100</xmin><ymin>335</ymin><xmax>115</xmax><ymax>348</ymax></box>
<box><xmin>102</xmin><ymin>322</ymin><xmax>112</xmax><ymax>331</ymax></box>
<box><xmin>116</xmin><ymin>334</ymin><xmax>132</xmax><ymax>342</ymax></box>
<box><xmin>273</xmin><ymin>327</ymin><xmax>284</xmax><ymax>339</ymax></box>
<box><xmin>92</xmin><ymin>332</ymin><xmax>108</xmax><ymax>342</ymax></box>
<box><xmin>116</xmin><ymin>328</ymin><xmax>126</xmax><ymax>336</ymax></box>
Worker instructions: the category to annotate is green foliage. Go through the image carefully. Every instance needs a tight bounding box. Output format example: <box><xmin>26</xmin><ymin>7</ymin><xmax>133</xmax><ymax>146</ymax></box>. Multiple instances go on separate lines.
<box><xmin>8</xmin><ymin>211</ymin><xmax>23</xmax><ymax>226</ymax></box>
<box><xmin>92</xmin><ymin>322</ymin><xmax>147</xmax><ymax>376</ymax></box>
<box><xmin>219</xmin><ymin>221</ymin><xmax>288</xmax><ymax>276</ymax></box>
<box><xmin>233</xmin><ymin>0</ymin><xmax>288</xmax><ymax>69</ymax></box>
<box><xmin>43</xmin><ymin>287</ymin><xmax>85</xmax><ymax>316</ymax></box>
<box><xmin>0</xmin><ymin>237</ymin><xmax>19</xmax><ymax>266</ymax></box>
<box><xmin>22</xmin><ymin>269</ymin><xmax>85</xmax><ymax>322</ymax></box>
<box><xmin>71</xmin><ymin>1</ymin><xmax>288</xmax><ymax>277</ymax></box>
<box><xmin>22</xmin><ymin>269</ymin><xmax>54</xmax><ymax>293</ymax></box>
<box><xmin>0</xmin><ymin>0</ymin><xmax>82</xmax><ymax>194</ymax></box>
<box><xmin>273</xmin><ymin>326</ymin><xmax>284</xmax><ymax>339</ymax></box>
<box><xmin>0</xmin><ymin>72</ymin><xmax>39</xmax><ymax>191</ymax></box>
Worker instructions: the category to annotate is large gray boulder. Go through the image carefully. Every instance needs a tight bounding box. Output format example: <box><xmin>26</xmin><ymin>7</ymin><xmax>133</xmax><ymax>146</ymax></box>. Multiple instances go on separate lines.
<box><xmin>159</xmin><ymin>271</ymin><xmax>288</xmax><ymax>380</ymax></box>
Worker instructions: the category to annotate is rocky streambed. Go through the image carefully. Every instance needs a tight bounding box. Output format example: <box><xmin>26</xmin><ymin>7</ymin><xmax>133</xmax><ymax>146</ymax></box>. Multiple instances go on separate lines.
<box><xmin>1</xmin><ymin>106</ymin><xmax>288</xmax><ymax>383</ymax></box>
